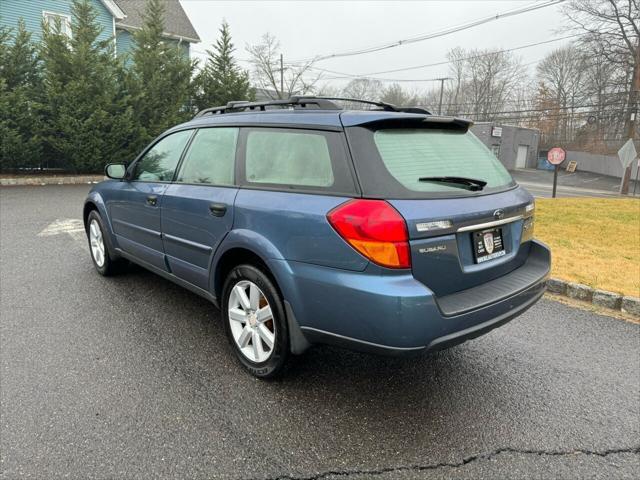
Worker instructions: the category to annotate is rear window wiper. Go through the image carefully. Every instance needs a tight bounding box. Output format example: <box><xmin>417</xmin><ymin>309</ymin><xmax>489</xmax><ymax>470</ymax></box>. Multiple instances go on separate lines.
<box><xmin>418</xmin><ymin>176</ymin><xmax>487</xmax><ymax>191</ymax></box>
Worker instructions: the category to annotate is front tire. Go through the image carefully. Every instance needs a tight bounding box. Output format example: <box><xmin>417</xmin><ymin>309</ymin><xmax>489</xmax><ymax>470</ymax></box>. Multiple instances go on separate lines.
<box><xmin>86</xmin><ymin>210</ymin><xmax>121</xmax><ymax>276</ymax></box>
<box><xmin>222</xmin><ymin>264</ymin><xmax>290</xmax><ymax>379</ymax></box>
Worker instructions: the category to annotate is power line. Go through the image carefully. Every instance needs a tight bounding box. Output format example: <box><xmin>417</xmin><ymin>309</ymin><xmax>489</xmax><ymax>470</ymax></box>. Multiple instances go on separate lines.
<box><xmin>305</xmin><ymin>34</ymin><xmax>582</xmax><ymax>79</ymax></box>
<box><xmin>458</xmin><ymin>109</ymin><xmax>626</xmax><ymax>121</ymax></box>
<box><xmin>441</xmin><ymin>102</ymin><xmax>628</xmax><ymax>115</ymax></box>
<box><xmin>287</xmin><ymin>0</ymin><xmax>565</xmax><ymax>64</ymax></box>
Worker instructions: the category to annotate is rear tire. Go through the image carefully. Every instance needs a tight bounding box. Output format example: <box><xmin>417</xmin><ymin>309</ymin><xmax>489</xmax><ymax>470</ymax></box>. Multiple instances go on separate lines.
<box><xmin>86</xmin><ymin>210</ymin><xmax>123</xmax><ymax>276</ymax></box>
<box><xmin>222</xmin><ymin>264</ymin><xmax>290</xmax><ymax>379</ymax></box>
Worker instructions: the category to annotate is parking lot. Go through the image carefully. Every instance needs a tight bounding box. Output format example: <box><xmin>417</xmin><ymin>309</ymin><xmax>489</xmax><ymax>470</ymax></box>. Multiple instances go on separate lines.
<box><xmin>1</xmin><ymin>185</ymin><xmax>639</xmax><ymax>479</ymax></box>
<box><xmin>511</xmin><ymin>169</ymin><xmax>640</xmax><ymax>198</ymax></box>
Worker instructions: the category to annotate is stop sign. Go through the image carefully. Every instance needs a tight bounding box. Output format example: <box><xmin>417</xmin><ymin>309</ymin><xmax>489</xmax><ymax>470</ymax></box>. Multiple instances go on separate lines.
<box><xmin>547</xmin><ymin>147</ymin><xmax>566</xmax><ymax>165</ymax></box>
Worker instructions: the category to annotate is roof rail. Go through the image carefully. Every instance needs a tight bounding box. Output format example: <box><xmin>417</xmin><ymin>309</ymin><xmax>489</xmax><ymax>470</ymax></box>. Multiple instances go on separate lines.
<box><xmin>193</xmin><ymin>96</ymin><xmax>431</xmax><ymax>118</ymax></box>
<box><xmin>296</xmin><ymin>96</ymin><xmax>431</xmax><ymax>115</ymax></box>
<box><xmin>193</xmin><ymin>97</ymin><xmax>341</xmax><ymax>118</ymax></box>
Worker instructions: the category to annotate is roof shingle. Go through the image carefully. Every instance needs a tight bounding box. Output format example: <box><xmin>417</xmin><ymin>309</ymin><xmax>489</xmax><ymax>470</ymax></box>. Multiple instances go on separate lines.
<box><xmin>114</xmin><ymin>0</ymin><xmax>200</xmax><ymax>43</ymax></box>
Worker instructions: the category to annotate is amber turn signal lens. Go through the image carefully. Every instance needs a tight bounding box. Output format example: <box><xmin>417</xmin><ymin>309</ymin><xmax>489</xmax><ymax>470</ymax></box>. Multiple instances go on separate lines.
<box><xmin>327</xmin><ymin>199</ymin><xmax>411</xmax><ymax>269</ymax></box>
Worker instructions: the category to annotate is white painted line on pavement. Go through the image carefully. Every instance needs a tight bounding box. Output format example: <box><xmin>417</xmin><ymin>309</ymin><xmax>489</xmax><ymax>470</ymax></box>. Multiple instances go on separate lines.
<box><xmin>517</xmin><ymin>181</ymin><xmax>618</xmax><ymax>196</ymax></box>
<box><xmin>38</xmin><ymin>218</ymin><xmax>87</xmax><ymax>244</ymax></box>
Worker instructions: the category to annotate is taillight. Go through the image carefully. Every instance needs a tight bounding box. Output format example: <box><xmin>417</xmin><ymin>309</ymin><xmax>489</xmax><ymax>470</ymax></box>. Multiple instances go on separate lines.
<box><xmin>327</xmin><ymin>199</ymin><xmax>411</xmax><ymax>269</ymax></box>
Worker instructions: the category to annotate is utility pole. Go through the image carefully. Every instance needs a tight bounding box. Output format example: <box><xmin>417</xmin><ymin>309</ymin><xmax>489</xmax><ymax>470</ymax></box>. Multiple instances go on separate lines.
<box><xmin>620</xmin><ymin>39</ymin><xmax>639</xmax><ymax>195</ymax></box>
<box><xmin>279</xmin><ymin>53</ymin><xmax>284</xmax><ymax>100</ymax></box>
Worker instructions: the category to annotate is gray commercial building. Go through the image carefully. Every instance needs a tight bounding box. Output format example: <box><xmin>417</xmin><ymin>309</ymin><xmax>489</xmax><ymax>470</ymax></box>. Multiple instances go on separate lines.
<box><xmin>470</xmin><ymin>122</ymin><xmax>540</xmax><ymax>171</ymax></box>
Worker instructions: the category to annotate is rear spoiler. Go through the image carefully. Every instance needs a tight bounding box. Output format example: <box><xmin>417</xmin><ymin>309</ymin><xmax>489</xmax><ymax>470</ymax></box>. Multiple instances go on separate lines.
<box><xmin>340</xmin><ymin>112</ymin><xmax>473</xmax><ymax>131</ymax></box>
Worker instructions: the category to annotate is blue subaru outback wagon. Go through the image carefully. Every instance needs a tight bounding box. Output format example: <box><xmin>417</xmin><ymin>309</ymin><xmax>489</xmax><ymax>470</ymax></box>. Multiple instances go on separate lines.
<box><xmin>84</xmin><ymin>97</ymin><xmax>550</xmax><ymax>378</ymax></box>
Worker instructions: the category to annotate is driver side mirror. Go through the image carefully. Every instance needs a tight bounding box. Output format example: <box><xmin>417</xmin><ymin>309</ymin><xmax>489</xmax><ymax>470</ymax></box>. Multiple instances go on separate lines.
<box><xmin>105</xmin><ymin>163</ymin><xmax>126</xmax><ymax>180</ymax></box>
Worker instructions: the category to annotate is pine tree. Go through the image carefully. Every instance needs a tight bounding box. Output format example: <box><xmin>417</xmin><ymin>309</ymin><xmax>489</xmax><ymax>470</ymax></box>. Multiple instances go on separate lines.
<box><xmin>0</xmin><ymin>21</ymin><xmax>43</xmax><ymax>171</ymax></box>
<box><xmin>127</xmin><ymin>0</ymin><xmax>195</xmax><ymax>150</ymax></box>
<box><xmin>194</xmin><ymin>21</ymin><xmax>254</xmax><ymax>110</ymax></box>
<box><xmin>40</xmin><ymin>0</ymin><xmax>138</xmax><ymax>173</ymax></box>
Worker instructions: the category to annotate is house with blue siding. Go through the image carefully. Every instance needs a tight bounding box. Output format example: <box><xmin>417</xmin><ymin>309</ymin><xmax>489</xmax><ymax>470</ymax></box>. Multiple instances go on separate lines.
<box><xmin>0</xmin><ymin>0</ymin><xmax>200</xmax><ymax>59</ymax></box>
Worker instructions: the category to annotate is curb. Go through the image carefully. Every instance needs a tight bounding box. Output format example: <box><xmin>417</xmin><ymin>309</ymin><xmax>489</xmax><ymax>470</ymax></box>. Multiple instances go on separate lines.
<box><xmin>0</xmin><ymin>175</ymin><xmax>104</xmax><ymax>186</ymax></box>
<box><xmin>546</xmin><ymin>278</ymin><xmax>639</xmax><ymax>317</ymax></box>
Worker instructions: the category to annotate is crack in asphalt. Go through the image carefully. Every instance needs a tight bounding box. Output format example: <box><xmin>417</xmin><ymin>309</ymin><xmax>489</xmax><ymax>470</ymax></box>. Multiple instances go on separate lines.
<box><xmin>262</xmin><ymin>446</ymin><xmax>640</xmax><ymax>480</ymax></box>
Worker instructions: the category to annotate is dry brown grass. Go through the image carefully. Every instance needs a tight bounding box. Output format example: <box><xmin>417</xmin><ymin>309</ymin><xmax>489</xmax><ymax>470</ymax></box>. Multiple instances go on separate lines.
<box><xmin>535</xmin><ymin>198</ymin><xmax>640</xmax><ymax>297</ymax></box>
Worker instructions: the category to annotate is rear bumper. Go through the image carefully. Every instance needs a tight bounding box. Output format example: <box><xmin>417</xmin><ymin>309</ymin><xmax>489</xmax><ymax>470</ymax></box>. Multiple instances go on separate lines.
<box><xmin>269</xmin><ymin>240</ymin><xmax>550</xmax><ymax>356</ymax></box>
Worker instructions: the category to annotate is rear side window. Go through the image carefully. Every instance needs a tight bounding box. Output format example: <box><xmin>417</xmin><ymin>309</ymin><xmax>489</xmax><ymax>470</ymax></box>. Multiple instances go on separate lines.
<box><xmin>246</xmin><ymin>130</ymin><xmax>334</xmax><ymax>187</ymax></box>
<box><xmin>177</xmin><ymin>128</ymin><xmax>238</xmax><ymax>186</ymax></box>
<box><xmin>240</xmin><ymin>128</ymin><xmax>357</xmax><ymax>195</ymax></box>
<box><xmin>347</xmin><ymin>126</ymin><xmax>515</xmax><ymax>199</ymax></box>
<box><xmin>133</xmin><ymin>130</ymin><xmax>192</xmax><ymax>182</ymax></box>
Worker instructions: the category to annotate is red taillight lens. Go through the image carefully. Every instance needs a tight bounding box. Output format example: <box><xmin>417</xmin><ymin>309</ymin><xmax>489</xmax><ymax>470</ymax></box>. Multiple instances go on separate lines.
<box><xmin>327</xmin><ymin>199</ymin><xmax>411</xmax><ymax>269</ymax></box>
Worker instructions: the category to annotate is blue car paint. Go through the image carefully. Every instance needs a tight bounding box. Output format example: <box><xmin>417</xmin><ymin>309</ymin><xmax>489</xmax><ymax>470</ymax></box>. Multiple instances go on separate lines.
<box><xmin>161</xmin><ymin>184</ymin><xmax>239</xmax><ymax>290</ymax></box>
<box><xmin>231</xmin><ymin>190</ymin><xmax>368</xmax><ymax>271</ymax></box>
<box><xmin>390</xmin><ymin>186</ymin><xmax>535</xmax><ymax>296</ymax></box>
<box><xmin>267</xmin><ymin>240</ymin><xmax>548</xmax><ymax>350</ymax></box>
<box><xmin>107</xmin><ymin>180</ymin><xmax>169</xmax><ymax>271</ymax></box>
<box><xmin>85</xmin><ymin>109</ymin><xmax>550</xmax><ymax>356</ymax></box>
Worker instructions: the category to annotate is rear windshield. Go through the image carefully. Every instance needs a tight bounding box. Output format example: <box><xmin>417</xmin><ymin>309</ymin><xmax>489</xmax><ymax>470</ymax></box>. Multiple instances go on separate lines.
<box><xmin>347</xmin><ymin>126</ymin><xmax>515</xmax><ymax>199</ymax></box>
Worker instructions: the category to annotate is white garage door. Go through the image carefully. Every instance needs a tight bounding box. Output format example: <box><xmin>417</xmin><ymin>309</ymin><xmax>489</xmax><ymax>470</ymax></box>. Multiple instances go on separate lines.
<box><xmin>516</xmin><ymin>145</ymin><xmax>528</xmax><ymax>169</ymax></box>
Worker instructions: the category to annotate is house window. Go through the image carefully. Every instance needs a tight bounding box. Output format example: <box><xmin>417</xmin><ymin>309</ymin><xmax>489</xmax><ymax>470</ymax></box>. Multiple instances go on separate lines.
<box><xmin>43</xmin><ymin>12</ymin><xmax>72</xmax><ymax>38</ymax></box>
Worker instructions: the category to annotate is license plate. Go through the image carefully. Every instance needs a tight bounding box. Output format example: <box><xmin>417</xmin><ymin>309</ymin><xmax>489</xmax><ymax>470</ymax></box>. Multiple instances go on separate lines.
<box><xmin>473</xmin><ymin>227</ymin><xmax>505</xmax><ymax>263</ymax></box>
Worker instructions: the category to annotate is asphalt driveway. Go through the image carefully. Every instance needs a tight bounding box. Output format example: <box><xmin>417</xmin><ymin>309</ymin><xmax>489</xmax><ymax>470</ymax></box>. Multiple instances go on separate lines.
<box><xmin>1</xmin><ymin>185</ymin><xmax>639</xmax><ymax>479</ymax></box>
<box><xmin>511</xmin><ymin>168</ymin><xmax>640</xmax><ymax>198</ymax></box>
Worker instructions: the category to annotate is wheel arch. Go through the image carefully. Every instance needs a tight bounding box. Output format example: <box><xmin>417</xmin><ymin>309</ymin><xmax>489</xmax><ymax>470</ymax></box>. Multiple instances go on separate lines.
<box><xmin>83</xmin><ymin>201</ymin><xmax>99</xmax><ymax>229</ymax></box>
<box><xmin>211</xmin><ymin>232</ymin><xmax>311</xmax><ymax>354</ymax></box>
<box><xmin>83</xmin><ymin>192</ymin><xmax>119</xmax><ymax>253</ymax></box>
<box><xmin>213</xmin><ymin>247</ymin><xmax>277</xmax><ymax>301</ymax></box>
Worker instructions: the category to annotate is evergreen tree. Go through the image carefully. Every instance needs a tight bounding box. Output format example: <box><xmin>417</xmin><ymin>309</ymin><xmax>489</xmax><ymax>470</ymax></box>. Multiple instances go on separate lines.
<box><xmin>194</xmin><ymin>21</ymin><xmax>254</xmax><ymax>110</ymax></box>
<box><xmin>0</xmin><ymin>21</ymin><xmax>43</xmax><ymax>170</ymax></box>
<box><xmin>40</xmin><ymin>0</ymin><xmax>138</xmax><ymax>172</ymax></box>
<box><xmin>127</xmin><ymin>0</ymin><xmax>195</xmax><ymax>150</ymax></box>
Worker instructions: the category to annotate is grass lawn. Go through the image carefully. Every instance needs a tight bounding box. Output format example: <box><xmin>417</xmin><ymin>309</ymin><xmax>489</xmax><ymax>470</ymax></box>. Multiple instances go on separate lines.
<box><xmin>535</xmin><ymin>198</ymin><xmax>640</xmax><ymax>297</ymax></box>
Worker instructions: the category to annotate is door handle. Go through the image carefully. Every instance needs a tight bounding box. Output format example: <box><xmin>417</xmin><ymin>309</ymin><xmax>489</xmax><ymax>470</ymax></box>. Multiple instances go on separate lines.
<box><xmin>209</xmin><ymin>203</ymin><xmax>227</xmax><ymax>217</ymax></box>
<box><xmin>146</xmin><ymin>195</ymin><xmax>158</xmax><ymax>206</ymax></box>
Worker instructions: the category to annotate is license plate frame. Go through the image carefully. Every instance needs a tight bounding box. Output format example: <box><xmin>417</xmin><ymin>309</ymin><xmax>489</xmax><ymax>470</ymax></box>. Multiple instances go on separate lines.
<box><xmin>473</xmin><ymin>227</ymin><xmax>505</xmax><ymax>263</ymax></box>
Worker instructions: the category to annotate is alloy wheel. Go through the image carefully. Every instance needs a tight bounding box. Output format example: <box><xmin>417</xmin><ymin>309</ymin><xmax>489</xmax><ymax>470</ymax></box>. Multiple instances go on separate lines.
<box><xmin>89</xmin><ymin>219</ymin><xmax>105</xmax><ymax>267</ymax></box>
<box><xmin>228</xmin><ymin>280</ymin><xmax>276</xmax><ymax>363</ymax></box>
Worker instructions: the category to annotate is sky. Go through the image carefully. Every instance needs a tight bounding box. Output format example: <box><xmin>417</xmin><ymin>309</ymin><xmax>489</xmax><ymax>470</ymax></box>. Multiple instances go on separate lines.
<box><xmin>180</xmin><ymin>0</ymin><xmax>573</xmax><ymax>93</ymax></box>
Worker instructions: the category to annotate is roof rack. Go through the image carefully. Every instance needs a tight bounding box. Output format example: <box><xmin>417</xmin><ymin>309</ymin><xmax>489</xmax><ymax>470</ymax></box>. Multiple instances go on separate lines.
<box><xmin>193</xmin><ymin>97</ymin><xmax>340</xmax><ymax>118</ymax></box>
<box><xmin>193</xmin><ymin>96</ymin><xmax>431</xmax><ymax>118</ymax></box>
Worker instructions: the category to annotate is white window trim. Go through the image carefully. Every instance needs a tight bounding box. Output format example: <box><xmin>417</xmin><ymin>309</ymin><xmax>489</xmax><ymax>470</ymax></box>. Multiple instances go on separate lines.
<box><xmin>42</xmin><ymin>11</ymin><xmax>72</xmax><ymax>38</ymax></box>
<box><xmin>112</xmin><ymin>16</ymin><xmax>117</xmax><ymax>56</ymax></box>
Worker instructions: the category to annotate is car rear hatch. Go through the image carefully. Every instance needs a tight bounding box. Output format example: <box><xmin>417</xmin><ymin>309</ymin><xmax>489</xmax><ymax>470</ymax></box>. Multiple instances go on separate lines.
<box><xmin>342</xmin><ymin>112</ymin><xmax>537</xmax><ymax>303</ymax></box>
<box><xmin>389</xmin><ymin>190</ymin><xmax>534</xmax><ymax>298</ymax></box>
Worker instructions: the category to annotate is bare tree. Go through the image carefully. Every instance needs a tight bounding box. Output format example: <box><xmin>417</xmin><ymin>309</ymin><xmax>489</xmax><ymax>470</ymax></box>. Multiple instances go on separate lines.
<box><xmin>340</xmin><ymin>78</ymin><xmax>383</xmax><ymax>103</ymax></box>
<box><xmin>245</xmin><ymin>33</ymin><xmax>319</xmax><ymax>100</ymax></box>
<box><xmin>446</xmin><ymin>47</ymin><xmax>466</xmax><ymax>115</ymax></box>
<box><xmin>536</xmin><ymin>46</ymin><xmax>587</xmax><ymax>143</ymax></box>
<box><xmin>419</xmin><ymin>47</ymin><xmax>527</xmax><ymax>120</ymax></box>
<box><xmin>577</xmin><ymin>40</ymin><xmax>629</xmax><ymax>150</ymax></box>
<box><xmin>466</xmin><ymin>49</ymin><xmax>527</xmax><ymax>121</ymax></box>
<box><xmin>564</xmin><ymin>0</ymin><xmax>638</xmax><ymax>71</ymax></box>
<box><xmin>315</xmin><ymin>83</ymin><xmax>342</xmax><ymax>97</ymax></box>
<box><xmin>379</xmin><ymin>83</ymin><xmax>422</xmax><ymax>106</ymax></box>
<box><xmin>563</xmin><ymin>0</ymin><xmax>639</xmax><ymax>188</ymax></box>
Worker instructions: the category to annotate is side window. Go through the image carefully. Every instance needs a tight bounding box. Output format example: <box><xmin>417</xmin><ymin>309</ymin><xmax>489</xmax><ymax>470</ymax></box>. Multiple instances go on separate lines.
<box><xmin>43</xmin><ymin>12</ymin><xmax>72</xmax><ymax>38</ymax></box>
<box><xmin>176</xmin><ymin>128</ymin><xmax>238</xmax><ymax>186</ymax></box>
<box><xmin>245</xmin><ymin>130</ymin><xmax>335</xmax><ymax>187</ymax></box>
<box><xmin>132</xmin><ymin>130</ymin><xmax>192</xmax><ymax>182</ymax></box>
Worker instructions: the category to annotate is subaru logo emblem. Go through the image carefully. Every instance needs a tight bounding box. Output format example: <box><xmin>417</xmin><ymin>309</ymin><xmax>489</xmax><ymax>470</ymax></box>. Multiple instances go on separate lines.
<box><xmin>493</xmin><ymin>209</ymin><xmax>505</xmax><ymax>220</ymax></box>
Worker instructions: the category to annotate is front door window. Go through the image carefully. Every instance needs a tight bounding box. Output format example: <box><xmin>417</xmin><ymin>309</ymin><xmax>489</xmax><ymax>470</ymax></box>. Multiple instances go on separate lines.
<box><xmin>132</xmin><ymin>130</ymin><xmax>193</xmax><ymax>182</ymax></box>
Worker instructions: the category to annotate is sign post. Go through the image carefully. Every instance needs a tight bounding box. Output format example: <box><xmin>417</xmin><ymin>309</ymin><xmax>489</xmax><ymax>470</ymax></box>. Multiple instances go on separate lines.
<box><xmin>547</xmin><ymin>147</ymin><xmax>566</xmax><ymax>198</ymax></box>
<box><xmin>617</xmin><ymin>139</ymin><xmax>638</xmax><ymax>195</ymax></box>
